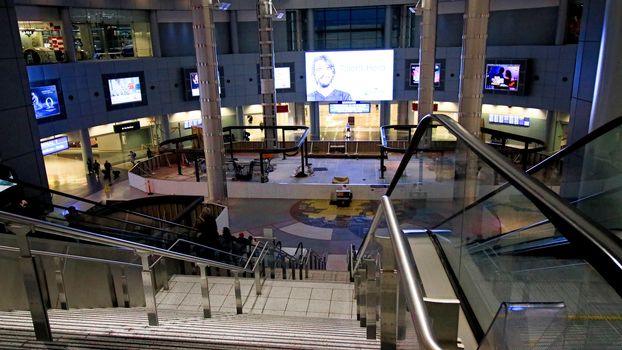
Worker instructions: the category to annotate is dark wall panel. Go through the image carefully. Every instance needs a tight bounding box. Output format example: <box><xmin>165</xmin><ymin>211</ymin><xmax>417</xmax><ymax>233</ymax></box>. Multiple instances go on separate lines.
<box><xmin>159</xmin><ymin>23</ymin><xmax>195</xmax><ymax>57</ymax></box>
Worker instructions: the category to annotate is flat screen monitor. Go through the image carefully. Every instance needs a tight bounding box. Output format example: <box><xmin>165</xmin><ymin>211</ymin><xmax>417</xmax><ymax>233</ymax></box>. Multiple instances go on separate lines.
<box><xmin>329</xmin><ymin>103</ymin><xmax>371</xmax><ymax>114</ymax></box>
<box><xmin>410</xmin><ymin>63</ymin><xmax>441</xmax><ymax>86</ymax></box>
<box><xmin>488</xmin><ymin>114</ymin><xmax>530</xmax><ymax>127</ymax></box>
<box><xmin>41</xmin><ymin>136</ymin><xmax>69</xmax><ymax>156</ymax></box>
<box><xmin>484</xmin><ymin>59</ymin><xmax>528</xmax><ymax>95</ymax></box>
<box><xmin>30</xmin><ymin>79</ymin><xmax>65</xmax><ymax>123</ymax></box>
<box><xmin>102</xmin><ymin>72</ymin><xmax>148</xmax><ymax>110</ymax></box>
<box><xmin>182</xmin><ymin>67</ymin><xmax>225</xmax><ymax>100</ymax></box>
<box><xmin>305</xmin><ymin>50</ymin><xmax>394</xmax><ymax>102</ymax></box>
<box><xmin>274</xmin><ymin>67</ymin><xmax>291</xmax><ymax>89</ymax></box>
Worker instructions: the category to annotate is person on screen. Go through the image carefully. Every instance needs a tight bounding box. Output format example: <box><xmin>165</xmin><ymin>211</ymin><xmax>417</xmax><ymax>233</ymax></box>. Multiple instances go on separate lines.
<box><xmin>307</xmin><ymin>55</ymin><xmax>352</xmax><ymax>102</ymax></box>
<box><xmin>191</xmin><ymin>73</ymin><xmax>199</xmax><ymax>90</ymax></box>
<box><xmin>504</xmin><ymin>70</ymin><xmax>517</xmax><ymax>89</ymax></box>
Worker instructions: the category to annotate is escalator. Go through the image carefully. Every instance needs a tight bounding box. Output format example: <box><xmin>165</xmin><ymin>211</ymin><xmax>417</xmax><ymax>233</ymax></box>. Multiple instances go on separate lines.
<box><xmin>382</xmin><ymin>114</ymin><xmax>622</xmax><ymax>348</ymax></box>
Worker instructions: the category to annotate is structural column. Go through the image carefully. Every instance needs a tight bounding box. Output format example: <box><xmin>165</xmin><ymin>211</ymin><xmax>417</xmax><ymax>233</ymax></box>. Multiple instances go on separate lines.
<box><xmin>229</xmin><ymin>10</ymin><xmax>240</xmax><ymax>54</ymax></box>
<box><xmin>80</xmin><ymin>128</ymin><xmax>93</xmax><ymax>174</ymax></box>
<box><xmin>588</xmin><ymin>0</ymin><xmax>622</xmax><ymax>130</ymax></box>
<box><xmin>236</xmin><ymin>106</ymin><xmax>245</xmax><ymax>126</ymax></box>
<box><xmin>294</xmin><ymin>102</ymin><xmax>306</xmax><ymax>125</ymax></box>
<box><xmin>380</xmin><ymin>101</ymin><xmax>391</xmax><ymax>126</ymax></box>
<box><xmin>306</xmin><ymin>9</ymin><xmax>314</xmax><ymax>51</ymax></box>
<box><xmin>191</xmin><ymin>0</ymin><xmax>227</xmax><ymax>202</ymax></box>
<box><xmin>159</xmin><ymin>114</ymin><xmax>171</xmax><ymax>142</ymax></box>
<box><xmin>149</xmin><ymin>10</ymin><xmax>162</xmax><ymax>57</ymax></box>
<box><xmin>417</xmin><ymin>0</ymin><xmax>438</xmax><ymax>121</ymax></box>
<box><xmin>310</xmin><ymin>102</ymin><xmax>320</xmax><ymax>140</ymax></box>
<box><xmin>458</xmin><ymin>0</ymin><xmax>490</xmax><ymax>205</ymax></box>
<box><xmin>60</xmin><ymin>7</ymin><xmax>76</xmax><ymax>62</ymax></box>
<box><xmin>397</xmin><ymin>101</ymin><xmax>410</xmax><ymax>125</ymax></box>
<box><xmin>257</xmin><ymin>0</ymin><xmax>278</xmax><ymax>149</ymax></box>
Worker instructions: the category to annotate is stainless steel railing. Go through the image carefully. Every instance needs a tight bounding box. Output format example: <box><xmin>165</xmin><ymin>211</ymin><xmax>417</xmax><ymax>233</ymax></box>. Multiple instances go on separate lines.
<box><xmin>0</xmin><ymin>210</ymin><xmax>308</xmax><ymax>342</ymax></box>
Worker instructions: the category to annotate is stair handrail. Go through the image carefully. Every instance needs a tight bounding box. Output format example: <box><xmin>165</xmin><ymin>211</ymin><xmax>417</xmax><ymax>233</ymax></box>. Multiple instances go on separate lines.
<box><xmin>0</xmin><ymin>210</ymin><xmax>247</xmax><ymax>272</ymax></box>
<box><xmin>354</xmin><ymin>196</ymin><xmax>443</xmax><ymax>350</ymax></box>
<box><xmin>0</xmin><ymin>244</ymin><xmax>142</xmax><ymax>268</ymax></box>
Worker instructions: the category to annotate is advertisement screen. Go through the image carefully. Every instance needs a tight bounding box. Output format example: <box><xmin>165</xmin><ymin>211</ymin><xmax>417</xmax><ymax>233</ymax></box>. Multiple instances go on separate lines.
<box><xmin>305</xmin><ymin>50</ymin><xmax>394</xmax><ymax>102</ymax></box>
<box><xmin>41</xmin><ymin>136</ymin><xmax>69</xmax><ymax>156</ymax></box>
<box><xmin>484</xmin><ymin>64</ymin><xmax>521</xmax><ymax>92</ymax></box>
<box><xmin>31</xmin><ymin>85</ymin><xmax>61</xmax><ymax>119</ymax></box>
<box><xmin>329</xmin><ymin>103</ymin><xmax>371</xmax><ymax>114</ymax></box>
<box><xmin>275</xmin><ymin>67</ymin><xmax>291</xmax><ymax>89</ymax></box>
<box><xmin>410</xmin><ymin>63</ymin><xmax>441</xmax><ymax>86</ymax></box>
<box><xmin>108</xmin><ymin>76</ymin><xmax>142</xmax><ymax>105</ymax></box>
<box><xmin>189</xmin><ymin>72</ymin><xmax>200</xmax><ymax>97</ymax></box>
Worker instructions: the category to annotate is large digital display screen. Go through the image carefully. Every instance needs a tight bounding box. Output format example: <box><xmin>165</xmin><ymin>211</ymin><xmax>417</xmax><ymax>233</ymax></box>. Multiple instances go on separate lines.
<box><xmin>305</xmin><ymin>50</ymin><xmax>394</xmax><ymax>102</ymax></box>
<box><xmin>108</xmin><ymin>76</ymin><xmax>142</xmax><ymax>105</ymax></box>
<box><xmin>329</xmin><ymin>103</ymin><xmax>371</xmax><ymax>114</ymax></box>
<box><xmin>182</xmin><ymin>67</ymin><xmax>225</xmax><ymax>100</ymax></box>
<box><xmin>30</xmin><ymin>79</ymin><xmax>65</xmax><ymax>123</ymax></box>
<box><xmin>483</xmin><ymin>60</ymin><xmax>528</xmax><ymax>95</ymax></box>
<box><xmin>275</xmin><ymin>67</ymin><xmax>291</xmax><ymax>89</ymax></box>
<box><xmin>31</xmin><ymin>85</ymin><xmax>61</xmax><ymax>119</ymax></box>
<box><xmin>102</xmin><ymin>72</ymin><xmax>148</xmax><ymax>110</ymax></box>
<box><xmin>189</xmin><ymin>72</ymin><xmax>200</xmax><ymax>97</ymax></box>
<box><xmin>410</xmin><ymin>63</ymin><xmax>441</xmax><ymax>86</ymax></box>
<box><xmin>41</xmin><ymin>136</ymin><xmax>69</xmax><ymax>156</ymax></box>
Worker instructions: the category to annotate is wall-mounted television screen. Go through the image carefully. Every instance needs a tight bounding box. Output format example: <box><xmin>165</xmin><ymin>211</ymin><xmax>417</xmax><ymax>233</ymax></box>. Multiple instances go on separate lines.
<box><xmin>410</xmin><ymin>63</ymin><xmax>441</xmax><ymax>86</ymax></box>
<box><xmin>182</xmin><ymin>67</ymin><xmax>225</xmax><ymax>100</ymax></box>
<box><xmin>329</xmin><ymin>103</ymin><xmax>371</xmax><ymax>114</ymax></box>
<box><xmin>41</xmin><ymin>136</ymin><xmax>69</xmax><ymax>156</ymax></box>
<box><xmin>184</xmin><ymin>119</ymin><xmax>203</xmax><ymax>129</ymax></box>
<box><xmin>102</xmin><ymin>72</ymin><xmax>148</xmax><ymax>110</ymax></box>
<box><xmin>484</xmin><ymin>59</ymin><xmax>528</xmax><ymax>95</ymax></box>
<box><xmin>275</xmin><ymin>67</ymin><xmax>291</xmax><ymax>89</ymax></box>
<box><xmin>305</xmin><ymin>50</ymin><xmax>394</xmax><ymax>102</ymax></box>
<box><xmin>30</xmin><ymin>79</ymin><xmax>65</xmax><ymax>123</ymax></box>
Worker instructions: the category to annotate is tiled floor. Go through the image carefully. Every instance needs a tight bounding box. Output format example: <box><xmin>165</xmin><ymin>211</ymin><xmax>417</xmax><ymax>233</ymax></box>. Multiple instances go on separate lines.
<box><xmin>156</xmin><ymin>275</ymin><xmax>357</xmax><ymax>320</ymax></box>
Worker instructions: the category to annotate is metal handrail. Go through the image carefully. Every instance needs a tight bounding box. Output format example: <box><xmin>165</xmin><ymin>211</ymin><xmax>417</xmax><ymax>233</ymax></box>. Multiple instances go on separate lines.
<box><xmin>0</xmin><ymin>244</ymin><xmax>142</xmax><ymax>268</ymax></box>
<box><xmin>386</xmin><ymin>114</ymin><xmax>622</xmax><ymax>272</ymax></box>
<box><xmin>12</xmin><ymin>178</ymin><xmax>199</xmax><ymax>234</ymax></box>
<box><xmin>354</xmin><ymin>196</ymin><xmax>443</xmax><ymax>350</ymax></box>
<box><xmin>0</xmin><ymin>211</ymin><xmax>247</xmax><ymax>273</ymax></box>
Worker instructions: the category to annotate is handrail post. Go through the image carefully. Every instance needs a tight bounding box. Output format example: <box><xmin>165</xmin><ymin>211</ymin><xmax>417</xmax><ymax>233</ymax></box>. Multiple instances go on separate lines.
<box><xmin>255</xmin><ymin>262</ymin><xmax>263</xmax><ymax>295</ymax></box>
<box><xmin>358</xmin><ymin>265</ymin><xmax>367</xmax><ymax>327</ymax></box>
<box><xmin>53</xmin><ymin>257</ymin><xmax>68</xmax><ymax>310</ymax></box>
<box><xmin>365</xmin><ymin>258</ymin><xmax>377</xmax><ymax>339</ymax></box>
<box><xmin>138</xmin><ymin>252</ymin><xmax>158</xmax><ymax>326</ymax></box>
<box><xmin>121</xmin><ymin>267</ymin><xmax>130</xmax><ymax>308</ymax></box>
<box><xmin>233</xmin><ymin>272</ymin><xmax>243</xmax><ymax>314</ymax></box>
<box><xmin>378</xmin><ymin>236</ymin><xmax>398</xmax><ymax>349</ymax></box>
<box><xmin>9</xmin><ymin>223</ymin><xmax>53</xmax><ymax>342</ymax></box>
<box><xmin>197</xmin><ymin>263</ymin><xmax>212</xmax><ymax>318</ymax></box>
<box><xmin>291</xmin><ymin>258</ymin><xmax>296</xmax><ymax>280</ymax></box>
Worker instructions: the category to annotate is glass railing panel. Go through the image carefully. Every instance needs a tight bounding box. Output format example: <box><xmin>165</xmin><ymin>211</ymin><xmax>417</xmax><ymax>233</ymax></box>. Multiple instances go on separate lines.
<box><xmin>531</xmin><ymin>121</ymin><xmax>622</xmax><ymax>233</ymax></box>
<box><xmin>389</xmin><ymin>118</ymin><xmax>622</xmax><ymax>343</ymax></box>
<box><xmin>478</xmin><ymin>302</ymin><xmax>567</xmax><ymax>350</ymax></box>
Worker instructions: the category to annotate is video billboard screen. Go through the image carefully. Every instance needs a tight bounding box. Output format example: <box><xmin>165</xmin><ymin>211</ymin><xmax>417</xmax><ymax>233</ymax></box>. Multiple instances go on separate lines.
<box><xmin>102</xmin><ymin>72</ymin><xmax>148</xmax><ymax>110</ymax></box>
<box><xmin>41</xmin><ymin>136</ymin><xmax>69</xmax><ymax>156</ymax></box>
<box><xmin>182</xmin><ymin>67</ymin><xmax>225</xmax><ymax>100</ymax></box>
<box><xmin>275</xmin><ymin>67</ymin><xmax>291</xmax><ymax>89</ymax></box>
<box><xmin>189</xmin><ymin>72</ymin><xmax>200</xmax><ymax>97</ymax></box>
<box><xmin>108</xmin><ymin>76</ymin><xmax>142</xmax><ymax>105</ymax></box>
<box><xmin>31</xmin><ymin>85</ymin><xmax>61</xmax><ymax>119</ymax></box>
<box><xmin>483</xmin><ymin>60</ymin><xmax>527</xmax><ymax>95</ymax></box>
<box><xmin>30</xmin><ymin>79</ymin><xmax>65</xmax><ymax>123</ymax></box>
<box><xmin>410</xmin><ymin>63</ymin><xmax>441</xmax><ymax>86</ymax></box>
<box><xmin>305</xmin><ymin>50</ymin><xmax>394</xmax><ymax>102</ymax></box>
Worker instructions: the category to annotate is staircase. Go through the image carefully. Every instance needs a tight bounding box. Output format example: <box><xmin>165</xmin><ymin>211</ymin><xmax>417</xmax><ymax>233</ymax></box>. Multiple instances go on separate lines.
<box><xmin>0</xmin><ymin>308</ymin><xmax>378</xmax><ymax>349</ymax></box>
<box><xmin>0</xmin><ymin>274</ymin><xmax>378</xmax><ymax>349</ymax></box>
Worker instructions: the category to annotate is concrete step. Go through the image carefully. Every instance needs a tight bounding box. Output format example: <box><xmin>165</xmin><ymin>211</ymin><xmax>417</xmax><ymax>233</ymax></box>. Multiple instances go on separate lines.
<box><xmin>0</xmin><ymin>308</ymin><xmax>379</xmax><ymax>349</ymax></box>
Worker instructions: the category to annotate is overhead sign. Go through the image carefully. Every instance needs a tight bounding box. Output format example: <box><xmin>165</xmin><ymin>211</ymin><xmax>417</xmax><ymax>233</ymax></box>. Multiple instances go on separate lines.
<box><xmin>113</xmin><ymin>121</ymin><xmax>141</xmax><ymax>133</ymax></box>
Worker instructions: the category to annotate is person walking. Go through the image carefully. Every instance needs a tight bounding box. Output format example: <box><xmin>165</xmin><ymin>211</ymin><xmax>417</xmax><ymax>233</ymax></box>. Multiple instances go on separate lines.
<box><xmin>129</xmin><ymin>151</ymin><xmax>137</xmax><ymax>165</ymax></box>
<box><xmin>93</xmin><ymin>160</ymin><xmax>101</xmax><ymax>179</ymax></box>
<box><xmin>103</xmin><ymin>160</ymin><xmax>112</xmax><ymax>182</ymax></box>
<box><xmin>86</xmin><ymin>158</ymin><xmax>93</xmax><ymax>174</ymax></box>
<box><xmin>146</xmin><ymin>147</ymin><xmax>153</xmax><ymax>159</ymax></box>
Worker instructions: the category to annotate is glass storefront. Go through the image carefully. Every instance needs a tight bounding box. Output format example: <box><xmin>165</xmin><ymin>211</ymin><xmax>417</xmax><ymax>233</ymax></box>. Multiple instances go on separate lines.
<box><xmin>19</xmin><ymin>21</ymin><xmax>67</xmax><ymax>64</ymax></box>
<box><xmin>71</xmin><ymin>9</ymin><xmax>152</xmax><ymax>60</ymax></box>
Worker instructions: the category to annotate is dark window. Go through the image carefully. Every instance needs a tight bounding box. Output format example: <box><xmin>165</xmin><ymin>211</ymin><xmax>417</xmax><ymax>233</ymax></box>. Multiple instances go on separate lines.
<box><xmin>315</xmin><ymin>7</ymin><xmax>386</xmax><ymax>50</ymax></box>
